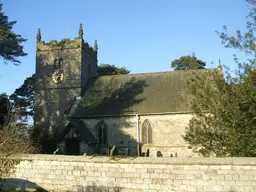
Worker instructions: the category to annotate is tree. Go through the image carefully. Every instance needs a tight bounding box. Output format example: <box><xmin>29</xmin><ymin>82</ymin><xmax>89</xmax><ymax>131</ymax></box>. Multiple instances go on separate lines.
<box><xmin>0</xmin><ymin>123</ymin><xmax>39</xmax><ymax>179</ymax></box>
<box><xmin>0</xmin><ymin>3</ymin><xmax>27</xmax><ymax>65</ymax></box>
<box><xmin>98</xmin><ymin>64</ymin><xmax>130</xmax><ymax>76</ymax></box>
<box><xmin>171</xmin><ymin>54</ymin><xmax>206</xmax><ymax>70</ymax></box>
<box><xmin>0</xmin><ymin>93</ymin><xmax>38</xmax><ymax>179</ymax></box>
<box><xmin>9</xmin><ymin>75</ymin><xmax>35</xmax><ymax>123</ymax></box>
<box><xmin>0</xmin><ymin>123</ymin><xmax>38</xmax><ymax>154</ymax></box>
<box><xmin>0</xmin><ymin>94</ymin><xmax>10</xmax><ymax>127</ymax></box>
<box><xmin>183</xmin><ymin>7</ymin><xmax>256</xmax><ymax>157</ymax></box>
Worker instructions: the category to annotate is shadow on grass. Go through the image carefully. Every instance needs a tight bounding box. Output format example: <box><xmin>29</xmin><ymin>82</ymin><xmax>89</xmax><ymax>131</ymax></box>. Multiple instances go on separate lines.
<box><xmin>74</xmin><ymin>186</ymin><xmax>122</xmax><ymax>192</ymax></box>
<box><xmin>0</xmin><ymin>178</ymin><xmax>47</xmax><ymax>192</ymax></box>
<box><xmin>1</xmin><ymin>178</ymin><xmax>124</xmax><ymax>192</ymax></box>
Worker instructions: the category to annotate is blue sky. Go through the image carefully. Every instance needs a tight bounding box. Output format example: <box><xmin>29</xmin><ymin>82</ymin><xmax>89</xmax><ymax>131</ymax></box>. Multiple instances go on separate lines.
<box><xmin>0</xmin><ymin>0</ymin><xmax>252</xmax><ymax>95</ymax></box>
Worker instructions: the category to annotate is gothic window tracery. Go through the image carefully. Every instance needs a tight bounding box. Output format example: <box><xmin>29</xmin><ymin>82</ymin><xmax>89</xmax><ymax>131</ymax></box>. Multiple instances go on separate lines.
<box><xmin>96</xmin><ymin>120</ymin><xmax>108</xmax><ymax>144</ymax></box>
<box><xmin>64</xmin><ymin>124</ymin><xmax>78</xmax><ymax>139</ymax></box>
<box><xmin>141</xmin><ymin>119</ymin><xmax>152</xmax><ymax>144</ymax></box>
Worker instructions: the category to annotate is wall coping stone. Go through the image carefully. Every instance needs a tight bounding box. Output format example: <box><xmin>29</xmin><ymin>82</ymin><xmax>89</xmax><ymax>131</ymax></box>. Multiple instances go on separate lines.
<box><xmin>1</xmin><ymin>154</ymin><xmax>256</xmax><ymax>166</ymax></box>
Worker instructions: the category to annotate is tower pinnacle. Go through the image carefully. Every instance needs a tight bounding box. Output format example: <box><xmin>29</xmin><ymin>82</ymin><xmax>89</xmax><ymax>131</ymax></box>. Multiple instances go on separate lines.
<box><xmin>218</xmin><ymin>58</ymin><xmax>223</xmax><ymax>71</ymax></box>
<box><xmin>94</xmin><ymin>40</ymin><xmax>98</xmax><ymax>51</ymax></box>
<box><xmin>78</xmin><ymin>24</ymin><xmax>83</xmax><ymax>39</ymax></box>
<box><xmin>218</xmin><ymin>58</ymin><xmax>222</xmax><ymax>67</ymax></box>
<box><xmin>37</xmin><ymin>28</ymin><xmax>41</xmax><ymax>43</ymax></box>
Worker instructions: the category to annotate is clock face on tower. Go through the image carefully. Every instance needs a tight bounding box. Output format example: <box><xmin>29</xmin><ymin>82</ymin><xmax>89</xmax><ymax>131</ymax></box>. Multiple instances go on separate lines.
<box><xmin>52</xmin><ymin>70</ymin><xmax>64</xmax><ymax>83</ymax></box>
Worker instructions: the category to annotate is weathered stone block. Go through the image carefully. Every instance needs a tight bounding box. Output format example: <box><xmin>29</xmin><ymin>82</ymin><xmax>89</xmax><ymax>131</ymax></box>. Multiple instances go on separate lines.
<box><xmin>124</xmin><ymin>168</ymin><xmax>136</xmax><ymax>173</ymax></box>
<box><xmin>220</xmin><ymin>165</ymin><xmax>232</xmax><ymax>170</ymax></box>
<box><xmin>148</xmin><ymin>184</ymin><xmax>162</xmax><ymax>190</ymax></box>
<box><xmin>140</xmin><ymin>173</ymin><xmax>150</xmax><ymax>178</ymax></box>
<box><xmin>72</xmin><ymin>170</ymin><xmax>81</xmax><ymax>176</ymax></box>
<box><xmin>122</xmin><ymin>172</ymin><xmax>135</xmax><ymax>178</ymax></box>
<box><xmin>204</xmin><ymin>185</ymin><xmax>224</xmax><ymax>192</ymax></box>
<box><xmin>210</xmin><ymin>174</ymin><xmax>224</xmax><ymax>180</ymax></box>
<box><xmin>115</xmin><ymin>177</ymin><xmax>131</xmax><ymax>183</ymax></box>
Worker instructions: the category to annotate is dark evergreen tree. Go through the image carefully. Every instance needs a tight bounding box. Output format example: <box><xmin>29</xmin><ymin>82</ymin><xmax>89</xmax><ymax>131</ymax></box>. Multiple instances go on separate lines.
<box><xmin>10</xmin><ymin>75</ymin><xmax>35</xmax><ymax>122</ymax></box>
<box><xmin>0</xmin><ymin>3</ymin><xmax>27</xmax><ymax>65</ymax></box>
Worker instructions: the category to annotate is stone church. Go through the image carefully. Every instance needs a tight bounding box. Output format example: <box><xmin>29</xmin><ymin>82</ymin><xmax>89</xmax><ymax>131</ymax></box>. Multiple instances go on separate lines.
<box><xmin>34</xmin><ymin>25</ymin><xmax>217</xmax><ymax>157</ymax></box>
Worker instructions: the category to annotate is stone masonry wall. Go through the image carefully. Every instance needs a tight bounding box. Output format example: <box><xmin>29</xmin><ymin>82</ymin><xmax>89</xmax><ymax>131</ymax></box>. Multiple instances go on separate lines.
<box><xmin>139</xmin><ymin>114</ymin><xmax>194</xmax><ymax>157</ymax></box>
<box><xmin>82</xmin><ymin>114</ymin><xmax>194</xmax><ymax>157</ymax></box>
<box><xmin>2</xmin><ymin>154</ymin><xmax>256</xmax><ymax>192</ymax></box>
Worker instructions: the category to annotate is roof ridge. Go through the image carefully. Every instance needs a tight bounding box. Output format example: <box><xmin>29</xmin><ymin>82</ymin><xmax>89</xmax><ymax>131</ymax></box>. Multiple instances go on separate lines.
<box><xmin>95</xmin><ymin>68</ymin><xmax>218</xmax><ymax>79</ymax></box>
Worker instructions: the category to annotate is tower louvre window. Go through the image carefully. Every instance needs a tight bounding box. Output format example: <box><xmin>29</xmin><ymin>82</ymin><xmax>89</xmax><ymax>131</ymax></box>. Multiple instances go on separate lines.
<box><xmin>59</xmin><ymin>59</ymin><xmax>63</xmax><ymax>68</ymax></box>
<box><xmin>54</xmin><ymin>59</ymin><xmax>59</xmax><ymax>69</ymax></box>
<box><xmin>53</xmin><ymin>59</ymin><xmax>63</xmax><ymax>69</ymax></box>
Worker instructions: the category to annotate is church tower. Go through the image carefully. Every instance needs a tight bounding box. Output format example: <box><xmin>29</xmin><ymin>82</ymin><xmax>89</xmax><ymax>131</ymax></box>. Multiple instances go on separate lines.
<box><xmin>34</xmin><ymin>24</ymin><xmax>98</xmax><ymax>144</ymax></box>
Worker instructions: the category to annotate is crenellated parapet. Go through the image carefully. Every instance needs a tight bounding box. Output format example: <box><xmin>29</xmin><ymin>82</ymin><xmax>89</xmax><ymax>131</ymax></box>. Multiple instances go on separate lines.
<box><xmin>82</xmin><ymin>40</ymin><xmax>97</xmax><ymax>59</ymax></box>
<box><xmin>37</xmin><ymin>38</ymin><xmax>83</xmax><ymax>51</ymax></box>
<box><xmin>36</xmin><ymin>24</ymin><xmax>98</xmax><ymax>58</ymax></box>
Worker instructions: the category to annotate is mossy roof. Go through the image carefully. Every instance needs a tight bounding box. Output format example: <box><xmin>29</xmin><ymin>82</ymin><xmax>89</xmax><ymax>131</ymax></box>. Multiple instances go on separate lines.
<box><xmin>71</xmin><ymin>69</ymin><xmax>218</xmax><ymax>117</ymax></box>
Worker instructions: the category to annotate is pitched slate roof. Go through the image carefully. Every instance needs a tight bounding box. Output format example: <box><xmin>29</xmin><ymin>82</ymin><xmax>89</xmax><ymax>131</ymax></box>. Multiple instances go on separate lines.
<box><xmin>71</xmin><ymin>69</ymin><xmax>218</xmax><ymax>117</ymax></box>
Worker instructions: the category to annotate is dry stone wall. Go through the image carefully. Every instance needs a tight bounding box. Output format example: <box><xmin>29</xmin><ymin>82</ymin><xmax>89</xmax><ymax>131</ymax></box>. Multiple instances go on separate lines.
<box><xmin>2</xmin><ymin>155</ymin><xmax>256</xmax><ymax>192</ymax></box>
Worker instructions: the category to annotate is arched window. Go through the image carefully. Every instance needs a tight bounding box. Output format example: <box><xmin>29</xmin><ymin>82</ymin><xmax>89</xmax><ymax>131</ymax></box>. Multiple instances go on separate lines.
<box><xmin>59</xmin><ymin>59</ymin><xmax>63</xmax><ymax>69</ymax></box>
<box><xmin>96</xmin><ymin>120</ymin><xmax>108</xmax><ymax>144</ymax></box>
<box><xmin>53</xmin><ymin>59</ymin><xmax>63</xmax><ymax>69</ymax></box>
<box><xmin>54</xmin><ymin>59</ymin><xmax>59</xmax><ymax>69</ymax></box>
<box><xmin>141</xmin><ymin>119</ymin><xmax>152</xmax><ymax>144</ymax></box>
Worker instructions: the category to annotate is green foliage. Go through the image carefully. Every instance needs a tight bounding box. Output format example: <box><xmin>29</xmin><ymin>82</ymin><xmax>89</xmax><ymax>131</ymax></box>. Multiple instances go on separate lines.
<box><xmin>59</xmin><ymin>38</ymin><xmax>70</xmax><ymax>46</ymax></box>
<box><xmin>9</xmin><ymin>75</ymin><xmax>35</xmax><ymax>123</ymax></box>
<box><xmin>48</xmin><ymin>40</ymin><xmax>57</xmax><ymax>45</ymax></box>
<box><xmin>183</xmin><ymin>8</ymin><xmax>256</xmax><ymax>157</ymax></box>
<box><xmin>0</xmin><ymin>93</ymin><xmax>8</xmax><ymax>98</ymax></box>
<box><xmin>0</xmin><ymin>4</ymin><xmax>27</xmax><ymax>65</ymax></box>
<box><xmin>98</xmin><ymin>64</ymin><xmax>130</xmax><ymax>76</ymax></box>
<box><xmin>183</xmin><ymin>69</ymin><xmax>256</xmax><ymax>157</ymax></box>
<box><xmin>171</xmin><ymin>54</ymin><xmax>206</xmax><ymax>70</ymax></box>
